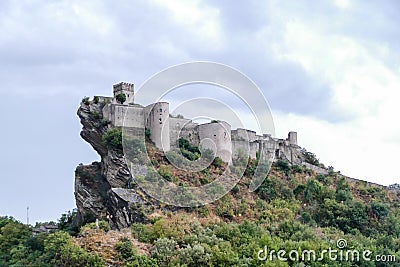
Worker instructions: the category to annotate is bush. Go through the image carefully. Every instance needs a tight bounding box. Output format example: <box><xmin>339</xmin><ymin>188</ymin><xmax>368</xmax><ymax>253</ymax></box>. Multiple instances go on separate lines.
<box><xmin>158</xmin><ymin>165</ymin><xmax>174</xmax><ymax>182</ymax></box>
<box><xmin>291</xmin><ymin>164</ymin><xmax>303</xmax><ymax>173</ymax></box>
<box><xmin>371</xmin><ymin>202</ymin><xmax>390</xmax><ymax>219</ymax></box>
<box><xmin>81</xmin><ymin>220</ymin><xmax>110</xmax><ymax>232</ymax></box>
<box><xmin>301</xmin><ymin>149</ymin><xmax>319</xmax><ymax>165</ymax></box>
<box><xmin>212</xmin><ymin>157</ymin><xmax>224</xmax><ymax>168</ymax></box>
<box><xmin>178</xmin><ymin>138</ymin><xmax>201</xmax><ymax>161</ymax></box>
<box><xmin>131</xmin><ymin>223</ymin><xmax>153</xmax><ymax>243</ymax></box>
<box><xmin>179</xmin><ymin>244</ymin><xmax>212</xmax><ymax>267</ymax></box>
<box><xmin>102</xmin><ymin>128</ymin><xmax>122</xmax><ymax>150</ymax></box>
<box><xmin>275</xmin><ymin>160</ymin><xmax>290</xmax><ymax>175</ymax></box>
<box><xmin>145</xmin><ymin>128</ymin><xmax>151</xmax><ymax>138</ymax></box>
<box><xmin>116</xmin><ymin>93</ymin><xmax>127</xmax><ymax>104</ymax></box>
<box><xmin>82</xmin><ymin>97</ymin><xmax>90</xmax><ymax>105</ymax></box>
<box><xmin>93</xmin><ymin>96</ymin><xmax>99</xmax><ymax>104</ymax></box>
<box><xmin>115</xmin><ymin>237</ymin><xmax>136</xmax><ymax>260</ymax></box>
<box><xmin>44</xmin><ymin>232</ymin><xmax>103</xmax><ymax>266</ymax></box>
<box><xmin>150</xmin><ymin>238</ymin><xmax>178</xmax><ymax>266</ymax></box>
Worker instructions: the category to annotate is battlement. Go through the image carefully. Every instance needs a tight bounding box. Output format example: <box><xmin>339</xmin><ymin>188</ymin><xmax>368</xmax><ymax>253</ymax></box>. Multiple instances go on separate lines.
<box><xmin>113</xmin><ymin>82</ymin><xmax>134</xmax><ymax>94</ymax></box>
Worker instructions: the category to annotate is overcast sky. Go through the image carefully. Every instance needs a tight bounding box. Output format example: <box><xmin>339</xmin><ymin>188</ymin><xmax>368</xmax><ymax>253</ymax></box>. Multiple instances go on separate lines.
<box><xmin>1</xmin><ymin>0</ymin><xmax>399</xmax><ymax>224</ymax></box>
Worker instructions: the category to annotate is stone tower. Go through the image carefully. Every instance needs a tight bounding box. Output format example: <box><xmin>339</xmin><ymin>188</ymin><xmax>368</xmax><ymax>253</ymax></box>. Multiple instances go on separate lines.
<box><xmin>113</xmin><ymin>82</ymin><xmax>134</xmax><ymax>105</ymax></box>
<box><xmin>145</xmin><ymin>102</ymin><xmax>171</xmax><ymax>152</ymax></box>
<box><xmin>198</xmin><ymin>121</ymin><xmax>232</xmax><ymax>163</ymax></box>
<box><xmin>288</xmin><ymin>131</ymin><xmax>298</xmax><ymax>146</ymax></box>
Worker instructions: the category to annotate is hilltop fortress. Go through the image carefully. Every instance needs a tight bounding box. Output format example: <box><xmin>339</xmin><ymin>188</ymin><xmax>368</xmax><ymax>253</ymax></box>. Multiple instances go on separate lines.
<box><xmin>98</xmin><ymin>82</ymin><xmax>304</xmax><ymax>166</ymax></box>
<box><xmin>75</xmin><ymin>82</ymin><xmax>393</xmax><ymax>229</ymax></box>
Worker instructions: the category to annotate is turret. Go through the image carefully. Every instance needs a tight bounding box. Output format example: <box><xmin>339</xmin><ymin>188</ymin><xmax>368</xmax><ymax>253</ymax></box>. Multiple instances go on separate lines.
<box><xmin>113</xmin><ymin>82</ymin><xmax>134</xmax><ymax>105</ymax></box>
<box><xmin>288</xmin><ymin>131</ymin><xmax>297</xmax><ymax>146</ymax></box>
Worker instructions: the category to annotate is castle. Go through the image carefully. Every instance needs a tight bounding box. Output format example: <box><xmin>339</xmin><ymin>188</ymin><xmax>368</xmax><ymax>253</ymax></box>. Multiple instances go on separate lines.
<box><xmin>98</xmin><ymin>82</ymin><xmax>301</xmax><ymax>164</ymax></box>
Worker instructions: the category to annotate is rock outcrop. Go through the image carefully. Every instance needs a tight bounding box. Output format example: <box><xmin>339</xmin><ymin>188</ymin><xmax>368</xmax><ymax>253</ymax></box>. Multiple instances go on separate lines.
<box><xmin>75</xmin><ymin>101</ymin><xmax>155</xmax><ymax>229</ymax></box>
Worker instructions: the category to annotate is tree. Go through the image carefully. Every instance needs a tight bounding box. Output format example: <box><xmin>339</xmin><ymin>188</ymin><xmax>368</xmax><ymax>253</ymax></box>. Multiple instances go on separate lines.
<box><xmin>116</xmin><ymin>93</ymin><xmax>127</xmax><ymax>104</ymax></box>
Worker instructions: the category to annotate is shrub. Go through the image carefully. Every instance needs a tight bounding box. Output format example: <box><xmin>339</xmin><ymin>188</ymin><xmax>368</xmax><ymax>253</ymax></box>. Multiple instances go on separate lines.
<box><xmin>145</xmin><ymin>128</ymin><xmax>151</xmax><ymax>138</ymax></box>
<box><xmin>116</xmin><ymin>93</ymin><xmax>126</xmax><ymax>104</ymax></box>
<box><xmin>316</xmin><ymin>174</ymin><xmax>330</xmax><ymax>185</ymax></box>
<box><xmin>231</xmin><ymin>185</ymin><xmax>240</xmax><ymax>194</ymax></box>
<box><xmin>131</xmin><ymin>223</ymin><xmax>153</xmax><ymax>243</ymax></box>
<box><xmin>81</xmin><ymin>220</ymin><xmax>110</xmax><ymax>232</ymax></box>
<box><xmin>44</xmin><ymin>232</ymin><xmax>103</xmax><ymax>266</ymax></box>
<box><xmin>82</xmin><ymin>97</ymin><xmax>90</xmax><ymax>105</ymax></box>
<box><xmin>93</xmin><ymin>96</ymin><xmax>99</xmax><ymax>104</ymax></box>
<box><xmin>292</xmin><ymin>164</ymin><xmax>303</xmax><ymax>173</ymax></box>
<box><xmin>303</xmin><ymin>179</ymin><xmax>323</xmax><ymax>203</ymax></box>
<box><xmin>178</xmin><ymin>138</ymin><xmax>201</xmax><ymax>161</ymax></box>
<box><xmin>179</xmin><ymin>244</ymin><xmax>212</xmax><ymax>267</ymax></box>
<box><xmin>275</xmin><ymin>160</ymin><xmax>290</xmax><ymax>175</ymax></box>
<box><xmin>115</xmin><ymin>237</ymin><xmax>136</xmax><ymax>260</ymax></box>
<box><xmin>125</xmin><ymin>255</ymin><xmax>159</xmax><ymax>267</ymax></box>
<box><xmin>158</xmin><ymin>165</ymin><xmax>174</xmax><ymax>182</ymax></box>
<box><xmin>102</xmin><ymin>128</ymin><xmax>122</xmax><ymax>150</ymax></box>
<box><xmin>212</xmin><ymin>157</ymin><xmax>224</xmax><ymax>168</ymax></box>
<box><xmin>301</xmin><ymin>148</ymin><xmax>319</xmax><ymax>165</ymax></box>
<box><xmin>150</xmin><ymin>238</ymin><xmax>178</xmax><ymax>265</ymax></box>
<box><xmin>371</xmin><ymin>202</ymin><xmax>390</xmax><ymax>219</ymax></box>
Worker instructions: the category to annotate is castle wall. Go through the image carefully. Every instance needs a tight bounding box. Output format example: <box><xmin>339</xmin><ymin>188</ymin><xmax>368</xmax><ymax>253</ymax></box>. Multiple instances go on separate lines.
<box><xmin>95</xmin><ymin>96</ymin><xmax>113</xmax><ymax>104</ymax></box>
<box><xmin>249</xmin><ymin>141</ymin><xmax>260</xmax><ymax>159</ymax></box>
<box><xmin>105</xmin><ymin>104</ymin><xmax>145</xmax><ymax>128</ymax></box>
<box><xmin>198</xmin><ymin>121</ymin><xmax>232</xmax><ymax>163</ymax></box>
<box><xmin>303</xmin><ymin>162</ymin><xmax>328</xmax><ymax>175</ymax></box>
<box><xmin>169</xmin><ymin>117</ymin><xmax>199</xmax><ymax>148</ymax></box>
<box><xmin>232</xmin><ymin>128</ymin><xmax>258</xmax><ymax>142</ymax></box>
<box><xmin>232</xmin><ymin>140</ymin><xmax>250</xmax><ymax>159</ymax></box>
<box><xmin>145</xmin><ymin>102</ymin><xmax>170</xmax><ymax>151</ymax></box>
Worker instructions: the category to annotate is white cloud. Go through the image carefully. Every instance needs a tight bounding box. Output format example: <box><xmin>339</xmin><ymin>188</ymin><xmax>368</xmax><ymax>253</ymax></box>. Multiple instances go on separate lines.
<box><xmin>274</xmin><ymin>111</ymin><xmax>398</xmax><ymax>185</ymax></box>
<box><xmin>150</xmin><ymin>0</ymin><xmax>222</xmax><ymax>49</ymax></box>
<box><xmin>333</xmin><ymin>0</ymin><xmax>352</xmax><ymax>9</ymax></box>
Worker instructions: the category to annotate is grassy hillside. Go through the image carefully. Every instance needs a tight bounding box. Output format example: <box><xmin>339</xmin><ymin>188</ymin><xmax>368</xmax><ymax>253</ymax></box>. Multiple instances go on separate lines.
<box><xmin>1</xmin><ymin>148</ymin><xmax>400</xmax><ymax>266</ymax></box>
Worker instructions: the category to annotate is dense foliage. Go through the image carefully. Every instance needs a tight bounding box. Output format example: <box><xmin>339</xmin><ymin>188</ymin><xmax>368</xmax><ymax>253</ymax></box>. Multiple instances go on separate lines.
<box><xmin>0</xmin><ymin>217</ymin><xmax>103</xmax><ymax>267</ymax></box>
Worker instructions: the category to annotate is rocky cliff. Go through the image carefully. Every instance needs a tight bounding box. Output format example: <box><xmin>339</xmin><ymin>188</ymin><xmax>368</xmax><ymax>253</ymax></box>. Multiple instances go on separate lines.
<box><xmin>75</xmin><ymin>101</ymin><xmax>159</xmax><ymax>229</ymax></box>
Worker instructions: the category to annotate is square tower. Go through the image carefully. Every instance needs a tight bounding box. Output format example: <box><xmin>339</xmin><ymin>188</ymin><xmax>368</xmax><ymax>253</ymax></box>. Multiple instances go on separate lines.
<box><xmin>113</xmin><ymin>82</ymin><xmax>134</xmax><ymax>105</ymax></box>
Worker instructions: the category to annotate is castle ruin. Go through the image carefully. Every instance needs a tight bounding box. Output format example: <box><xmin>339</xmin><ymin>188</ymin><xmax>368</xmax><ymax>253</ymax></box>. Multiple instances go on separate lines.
<box><xmin>100</xmin><ymin>82</ymin><xmax>301</xmax><ymax>164</ymax></box>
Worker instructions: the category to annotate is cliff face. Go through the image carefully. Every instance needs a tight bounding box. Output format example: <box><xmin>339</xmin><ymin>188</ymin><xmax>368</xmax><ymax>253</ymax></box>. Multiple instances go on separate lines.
<box><xmin>75</xmin><ymin>102</ymin><xmax>155</xmax><ymax>229</ymax></box>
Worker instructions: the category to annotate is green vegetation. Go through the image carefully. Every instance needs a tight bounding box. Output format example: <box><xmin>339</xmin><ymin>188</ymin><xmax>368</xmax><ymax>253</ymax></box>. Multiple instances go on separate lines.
<box><xmin>2</xmin><ymin>150</ymin><xmax>400</xmax><ymax>266</ymax></box>
<box><xmin>178</xmin><ymin>138</ymin><xmax>201</xmax><ymax>161</ymax></box>
<box><xmin>301</xmin><ymin>148</ymin><xmax>320</xmax><ymax>165</ymax></box>
<box><xmin>116</xmin><ymin>93</ymin><xmax>127</xmax><ymax>104</ymax></box>
<box><xmin>0</xmin><ymin>217</ymin><xmax>104</xmax><ymax>267</ymax></box>
<box><xmin>102</xmin><ymin>127</ymin><xmax>123</xmax><ymax>150</ymax></box>
<box><xmin>82</xmin><ymin>96</ymin><xmax>90</xmax><ymax>105</ymax></box>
